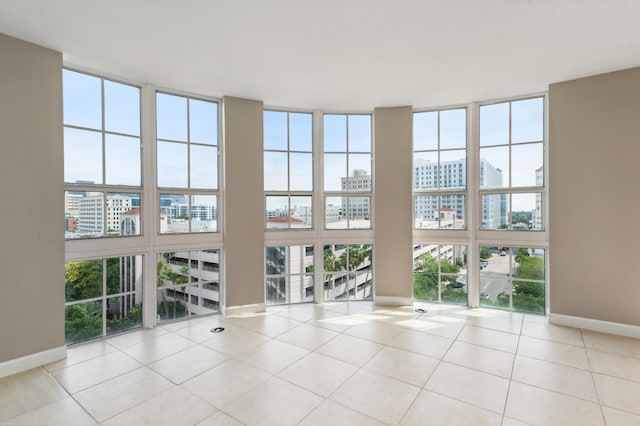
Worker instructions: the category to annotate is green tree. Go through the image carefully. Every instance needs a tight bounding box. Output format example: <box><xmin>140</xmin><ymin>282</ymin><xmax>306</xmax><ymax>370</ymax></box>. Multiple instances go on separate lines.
<box><xmin>65</xmin><ymin>302</ymin><xmax>102</xmax><ymax>344</ymax></box>
<box><xmin>479</xmin><ymin>246</ymin><xmax>491</xmax><ymax>260</ymax></box>
<box><xmin>413</xmin><ymin>254</ymin><xmax>462</xmax><ymax>301</ymax></box>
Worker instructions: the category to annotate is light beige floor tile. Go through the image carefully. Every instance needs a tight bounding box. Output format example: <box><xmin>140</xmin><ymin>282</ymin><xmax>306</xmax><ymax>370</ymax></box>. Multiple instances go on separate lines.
<box><xmin>298</xmin><ymin>399</ymin><xmax>386</xmax><ymax>426</ymax></box>
<box><xmin>315</xmin><ymin>334</ymin><xmax>383</xmax><ymax>366</ymax></box>
<box><xmin>588</xmin><ymin>349</ymin><xmax>640</xmax><ymax>383</ymax></box>
<box><xmin>74</xmin><ymin>367</ymin><xmax>173</xmax><ymax>422</ymax></box>
<box><xmin>232</xmin><ymin>314</ymin><xmax>303</xmax><ymax>338</ymax></box>
<box><xmin>276</xmin><ymin>323</ymin><xmax>339</xmax><ymax>351</ymax></box>
<box><xmin>458</xmin><ymin>325</ymin><xmax>520</xmax><ymax>353</ymax></box>
<box><xmin>182</xmin><ymin>359</ymin><xmax>270</xmax><ymax>408</ymax></box>
<box><xmin>582</xmin><ymin>331</ymin><xmax>640</xmax><ymax>359</ymax></box>
<box><xmin>148</xmin><ymin>344</ymin><xmax>228</xmax><ymax>384</ymax></box>
<box><xmin>465</xmin><ymin>314</ymin><xmax>523</xmax><ymax>335</ymax></box>
<box><xmin>400</xmin><ymin>390</ymin><xmax>502</xmax><ymax>426</ymax></box>
<box><xmin>201</xmin><ymin>327</ymin><xmax>271</xmax><ymax>357</ymax></box>
<box><xmin>602</xmin><ymin>406</ymin><xmax>640</xmax><ymax>426</ymax></box>
<box><xmin>0</xmin><ymin>368</ymin><xmax>69</xmax><ymax>422</ymax></box>
<box><xmin>425</xmin><ymin>361</ymin><xmax>509</xmax><ymax>414</ymax></box>
<box><xmin>272</xmin><ymin>305</ymin><xmax>326</xmax><ymax>323</ymax></box>
<box><xmin>305</xmin><ymin>310</ymin><xmax>361</xmax><ymax>332</ymax></box>
<box><xmin>329</xmin><ymin>302</ymin><xmax>379</xmax><ymax>315</ymax></box>
<box><xmin>105</xmin><ymin>327</ymin><xmax>170</xmax><ymax>349</ymax></box>
<box><xmin>521</xmin><ymin>321</ymin><xmax>584</xmax><ymax>347</ymax></box>
<box><xmin>102</xmin><ymin>387</ymin><xmax>215</xmax><ymax>426</ymax></box>
<box><xmin>414</xmin><ymin>318</ymin><xmax>466</xmax><ymax>339</ymax></box>
<box><xmin>512</xmin><ymin>355</ymin><xmax>598</xmax><ymax>402</ymax></box>
<box><xmin>505</xmin><ymin>381</ymin><xmax>604</xmax><ymax>426</ymax></box>
<box><xmin>51</xmin><ymin>350</ymin><xmax>141</xmax><ymax>394</ymax></box>
<box><xmin>278</xmin><ymin>353</ymin><xmax>357</xmax><ymax>397</ymax></box>
<box><xmin>173</xmin><ymin>318</ymin><xmax>237</xmax><ymax>343</ymax></box>
<box><xmin>388</xmin><ymin>329</ymin><xmax>453</xmax><ymax>360</ymax></box>
<box><xmin>237</xmin><ymin>339</ymin><xmax>309</xmax><ymax>374</ymax></box>
<box><xmin>1</xmin><ymin>396</ymin><xmax>96</xmax><ymax>426</ymax></box>
<box><xmin>159</xmin><ymin>315</ymin><xmax>221</xmax><ymax>332</ymax></box>
<box><xmin>120</xmin><ymin>332</ymin><xmax>195</xmax><ymax>364</ymax></box>
<box><xmin>222</xmin><ymin>376</ymin><xmax>322</xmax><ymax>426</ymax></box>
<box><xmin>523</xmin><ymin>313</ymin><xmax>548</xmax><ymax>324</ymax></box>
<box><xmin>364</xmin><ymin>346</ymin><xmax>438</xmax><ymax>387</ymax></box>
<box><xmin>330</xmin><ymin>369</ymin><xmax>420</xmax><ymax>425</ymax></box>
<box><xmin>500</xmin><ymin>417</ymin><xmax>532</xmax><ymax>426</ymax></box>
<box><xmin>45</xmin><ymin>340</ymin><xmax>116</xmax><ymax>372</ymax></box>
<box><xmin>197</xmin><ymin>411</ymin><xmax>244</xmax><ymax>426</ymax></box>
<box><xmin>517</xmin><ymin>336</ymin><xmax>590</xmax><ymax>369</ymax></box>
<box><xmin>593</xmin><ymin>373</ymin><xmax>640</xmax><ymax>416</ymax></box>
<box><xmin>343</xmin><ymin>321</ymin><xmax>404</xmax><ymax>345</ymax></box>
<box><xmin>443</xmin><ymin>341</ymin><xmax>515</xmax><ymax>378</ymax></box>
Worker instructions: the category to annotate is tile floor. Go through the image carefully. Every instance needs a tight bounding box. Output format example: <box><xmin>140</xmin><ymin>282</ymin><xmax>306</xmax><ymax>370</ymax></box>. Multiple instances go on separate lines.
<box><xmin>1</xmin><ymin>302</ymin><xmax>640</xmax><ymax>425</ymax></box>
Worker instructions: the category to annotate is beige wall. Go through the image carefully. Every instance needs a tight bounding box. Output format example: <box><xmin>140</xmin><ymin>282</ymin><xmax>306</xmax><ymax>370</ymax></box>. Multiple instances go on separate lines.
<box><xmin>549</xmin><ymin>67</ymin><xmax>640</xmax><ymax>326</ymax></box>
<box><xmin>0</xmin><ymin>34</ymin><xmax>64</xmax><ymax>362</ymax></box>
<box><xmin>373</xmin><ymin>106</ymin><xmax>414</xmax><ymax>300</ymax></box>
<box><xmin>223</xmin><ymin>96</ymin><xmax>265</xmax><ymax>309</ymax></box>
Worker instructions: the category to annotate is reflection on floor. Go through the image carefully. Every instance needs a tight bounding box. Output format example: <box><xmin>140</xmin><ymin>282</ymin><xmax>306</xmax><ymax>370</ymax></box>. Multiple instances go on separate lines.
<box><xmin>2</xmin><ymin>302</ymin><xmax>640</xmax><ymax>425</ymax></box>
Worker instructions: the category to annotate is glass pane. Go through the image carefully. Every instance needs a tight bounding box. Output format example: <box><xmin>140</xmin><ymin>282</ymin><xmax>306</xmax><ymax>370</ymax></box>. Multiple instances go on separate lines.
<box><xmin>156</xmin><ymin>93</ymin><xmax>187</xmax><ymax>141</ymax></box>
<box><xmin>159</xmin><ymin>193</ymin><xmax>189</xmax><ymax>234</ymax></box>
<box><xmin>264</xmin><ymin>151</ymin><xmax>288</xmax><ymax>191</ymax></box>
<box><xmin>480</xmin><ymin>102</ymin><xmax>509</xmax><ymax>146</ymax></box>
<box><xmin>512</xmin><ymin>248</ymin><xmax>545</xmax><ymax>280</ymax></box>
<box><xmin>159</xmin><ymin>252</ymin><xmax>191</xmax><ymax>285</ymax></box>
<box><xmin>348</xmin><ymin>115</ymin><xmax>371</xmax><ymax>152</ymax></box>
<box><xmin>190</xmin><ymin>144</ymin><xmax>218</xmax><ymax>189</ymax></box>
<box><xmin>105</xmin><ymin>134</ymin><xmax>140</xmax><ymax>186</ymax></box>
<box><xmin>104</xmin><ymin>80</ymin><xmax>140</xmax><ymax>136</ymax></box>
<box><xmin>157</xmin><ymin>287</ymin><xmax>188</xmax><ymax>322</ymax></box>
<box><xmin>157</xmin><ymin>141</ymin><xmax>188</xmax><ymax>188</ymax></box>
<box><xmin>266</xmin><ymin>277</ymin><xmax>287</xmax><ymax>305</ymax></box>
<box><xmin>190</xmin><ymin>195</ymin><xmax>217</xmax><ymax>232</ymax></box>
<box><xmin>290</xmin><ymin>196</ymin><xmax>312</xmax><ymax>228</ymax></box>
<box><xmin>266</xmin><ymin>196</ymin><xmax>289</xmax><ymax>229</ymax></box>
<box><xmin>64</xmin><ymin>128</ymin><xmax>103</xmax><ymax>184</ymax></box>
<box><xmin>324</xmin><ymin>153</ymin><xmax>347</xmax><ymax>191</ymax></box>
<box><xmin>77</xmin><ymin>192</ymin><xmax>104</xmax><ymax>237</ymax></box>
<box><xmin>355</xmin><ymin>269</ymin><xmax>373</xmax><ymax>300</ymax></box>
<box><xmin>440</xmin><ymin>108</ymin><xmax>466</xmax><ymax>149</ymax></box>
<box><xmin>289</xmin><ymin>112</ymin><xmax>312</xmax><ymax>152</ymax></box>
<box><xmin>512</xmin><ymin>281</ymin><xmax>545</xmax><ymax>314</ymax></box>
<box><xmin>512</xmin><ymin>143</ymin><xmax>543</xmax><ymax>187</ymax></box>
<box><xmin>479</xmin><ymin>146</ymin><xmax>508</xmax><ymax>189</ymax></box>
<box><xmin>348</xmin><ymin>154</ymin><xmax>371</xmax><ymax>191</ymax></box>
<box><xmin>413</xmin><ymin>111</ymin><xmax>438</xmax><ymax>151</ymax></box>
<box><xmin>439</xmin><ymin>195</ymin><xmax>465</xmax><ymax>229</ymax></box>
<box><xmin>105</xmin><ymin>193</ymin><xmax>138</xmax><ymax>236</ymax></box>
<box><xmin>325</xmin><ymin>197</ymin><xmax>347</xmax><ymax>229</ymax></box>
<box><xmin>63</xmin><ymin>69</ymin><xmax>102</xmax><ymax>129</ymax></box>
<box><xmin>439</xmin><ymin>150</ymin><xmax>465</xmax><ymax>190</ymax></box>
<box><xmin>414</xmin><ymin>195</ymin><xmax>438</xmax><ymax>229</ymax></box>
<box><xmin>289</xmin><ymin>275</ymin><xmax>305</xmax><ymax>303</ymax></box>
<box><xmin>349</xmin><ymin>197</ymin><xmax>371</xmax><ymax>229</ymax></box>
<box><xmin>323</xmin><ymin>245</ymin><xmax>345</xmax><ymax>272</ymax></box>
<box><xmin>480</xmin><ymin>194</ymin><xmax>509</xmax><ymax>230</ymax></box>
<box><xmin>441</xmin><ymin>274</ymin><xmax>467</xmax><ymax>305</ymax></box>
<box><xmin>264</xmin><ymin>110</ymin><xmax>288</xmax><ymax>150</ymax></box>
<box><xmin>266</xmin><ymin>246</ymin><xmax>286</xmax><ymax>275</ymax></box>
<box><xmin>189</xmin><ymin>99</ymin><xmax>218</xmax><ymax>145</ymax></box>
<box><xmin>480</xmin><ymin>277</ymin><xmax>510</xmax><ymax>309</ymax></box>
<box><xmin>290</xmin><ymin>152</ymin><xmax>313</xmax><ymax>191</ymax></box>
<box><xmin>479</xmin><ymin>247</ymin><xmax>510</xmax><ymax>275</ymax></box>
<box><xmin>107</xmin><ymin>296</ymin><xmax>142</xmax><ymax>334</ymax></box>
<box><xmin>512</xmin><ymin>97</ymin><xmax>543</xmax><ymax>143</ymax></box>
<box><xmin>65</xmin><ymin>259</ymin><xmax>103</xmax><ymax>302</ymax></box>
<box><xmin>287</xmin><ymin>245</ymin><xmax>311</xmax><ymax>274</ymax></box>
<box><xmin>108</xmin><ymin>255</ymin><xmax>142</xmax><ymax>295</ymax></box>
<box><xmin>413</xmin><ymin>151</ymin><xmax>438</xmax><ymax>190</ymax></box>
<box><xmin>65</xmin><ymin>301</ymin><xmax>103</xmax><ymax>344</ymax></box>
<box><xmin>323</xmin><ymin>114</ymin><xmax>346</xmax><ymax>152</ymax></box>
<box><xmin>511</xmin><ymin>193</ymin><xmax>537</xmax><ymax>231</ymax></box>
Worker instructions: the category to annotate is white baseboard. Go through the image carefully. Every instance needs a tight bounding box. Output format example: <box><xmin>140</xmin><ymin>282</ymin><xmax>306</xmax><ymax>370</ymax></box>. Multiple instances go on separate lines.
<box><xmin>549</xmin><ymin>313</ymin><xmax>640</xmax><ymax>339</ymax></box>
<box><xmin>223</xmin><ymin>302</ymin><xmax>267</xmax><ymax>317</ymax></box>
<box><xmin>374</xmin><ymin>296</ymin><xmax>414</xmax><ymax>306</ymax></box>
<box><xmin>0</xmin><ymin>346</ymin><xmax>67</xmax><ymax>379</ymax></box>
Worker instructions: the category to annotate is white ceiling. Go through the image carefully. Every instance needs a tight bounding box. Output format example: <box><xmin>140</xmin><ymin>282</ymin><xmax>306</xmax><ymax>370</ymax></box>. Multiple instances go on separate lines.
<box><xmin>1</xmin><ymin>0</ymin><xmax>640</xmax><ymax>110</ymax></box>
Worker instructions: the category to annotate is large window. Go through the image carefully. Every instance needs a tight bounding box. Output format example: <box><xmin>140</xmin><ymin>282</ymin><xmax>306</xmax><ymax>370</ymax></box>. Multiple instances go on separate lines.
<box><xmin>65</xmin><ymin>256</ymin><xmax>143</xmax><ymax>344</ymax></box>
<box><xmin>479</xmin><ymin>97</ymin><xmax>544</xmax><ymax>230</ymax></box>
<box><xmin>157</xmin><ymin>93</ymin><xmax>219</xmax><ymax>234</ymax></box>
<box><xmin>264</xmin><ymin>110</ymin><xmax>313</xmax><ymax>229</ymax></box>
<box><xmin>323</xmin><ymin>244</ymin><xmax>373</xmax><ymax>301</ymax></box>
<box><xmin>323</xmin><ymin>114</ymin><xmax>372</xmax><ymax>229</ymax></box>
<box><xmin>63</xmin><ymin>69</ymin><xmax>142</xmax><ymax>239</ymax></box>
<box><xmin>413</xmin><ymin>244</ymin><xmax>468</xmax><ymax>304</ymax></box>
<box><xmin>413</xmin><ymin>108</ymin><xmax>467</xmax><ymax>229</ymax></box>
<box><xmin>265</xmin><ymin>246</ymin><xmax>314</xmax><ymax>305</ymax></box>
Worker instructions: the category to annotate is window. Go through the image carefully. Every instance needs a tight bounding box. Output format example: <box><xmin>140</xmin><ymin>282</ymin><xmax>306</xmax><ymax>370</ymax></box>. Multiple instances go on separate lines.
<box><xmin>323</xmin><ymin>114</ymin><xmax>372</xmax><ymax>229</ymax></box>
<box><xmin>479</xmin><ymin>247</ymin><xmax>545</xmax><ymax>313</ymax></box>
<box><xmin>413</xmin><ymin>244</ymin><xmax>468</xmax><ymax>304</ymax></box>
<box><xmin>413</xmin><ymin>108</ymin><xmax>467</xmax><ymax>229</ymax></box>
<box><xmin>479</xmin><ymin>97</ymin><xmax>544</xmax><ymax>230</ymax></box>
<box><xmin>156</xmin><ymin>92</ymin><xmax>219</xmax><ymax>233</ymax></box>
<box><xmin>264</xmin><ymin>110</ymin><xmax>313</xmax><ymax>229</ymax></box>
<box><xmin>63</xmin><ymin>69</ymin><xmax>142</xmax><ymax>239</ymax></box>
<box><xmin>64</xmin><ymin>256</ymin><xmax>143</xmax><ymax>344</ymax></box>
<box><xmin>157</xmin><ymin>250</ymin><xmax>221</xmax><ymax>321</ymax></box>
<box><xmin>265</xmin><ymin>245</ymin><xmax>314</xmax><ymax>305</ymax></box>
<box><xmin>323</xmin><ymin>244</ymin><xmax>373</xmax><ymax>301</ymax></box>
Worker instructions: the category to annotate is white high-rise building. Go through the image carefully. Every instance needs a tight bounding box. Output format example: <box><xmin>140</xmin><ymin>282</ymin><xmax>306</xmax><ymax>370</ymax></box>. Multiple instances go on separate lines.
<box><xmin>78</xmin><ymin>194</ymin><xmax>132</xmax><ymax>235</ymax></box>
<box><xmin>533</xmin><ymin>166</ymin><xmax>543</xmax><ymax>230</ymax></box>
<box><xmin>340</xmin><ymin>169</ymin><xmax>371</xmax><ymax>220</ymax></box>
